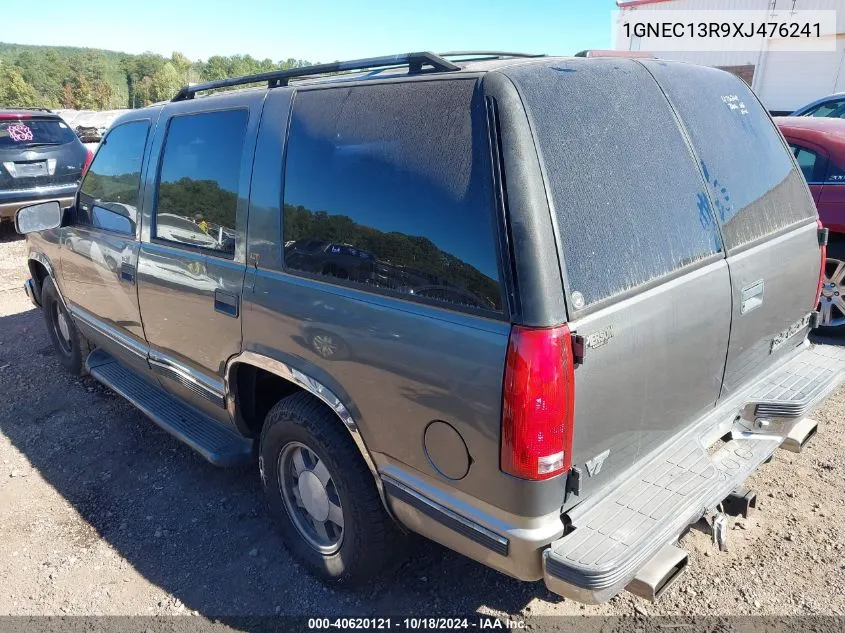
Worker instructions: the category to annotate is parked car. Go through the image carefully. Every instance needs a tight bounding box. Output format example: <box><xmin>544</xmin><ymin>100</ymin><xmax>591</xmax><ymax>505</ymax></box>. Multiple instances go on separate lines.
<box><xmin>775</xmin><ymin>116</ymin><xmax>845</xmax><ymax>332</ymax></box>
<box><xmin>0</xmin><ymin>108</ymin><xmax>92</xmax><ymax>228</ymax></box>
<box><xmin>791</xmin><ymin>92</ymin><xmax>845</xmax><ymax>118</ymax></box>
<box><xmin>14</xmin><ymin>51</ymin><xmax>845</xmax><ymax>604</ymax></box>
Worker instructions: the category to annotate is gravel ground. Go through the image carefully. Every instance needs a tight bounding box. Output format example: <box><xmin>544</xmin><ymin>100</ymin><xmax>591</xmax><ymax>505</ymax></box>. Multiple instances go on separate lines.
<box><xmin>0</xmin><ymin>227</ymin><xmax>843</xmax><ymax>622</ymax></box>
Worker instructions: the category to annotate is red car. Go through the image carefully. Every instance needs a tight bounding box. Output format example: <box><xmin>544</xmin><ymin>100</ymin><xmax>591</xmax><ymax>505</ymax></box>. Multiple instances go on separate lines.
<box><xmin>775</xmin><ymin>116</ymin><xmax>845</xmax><ymax>332</ymax></box>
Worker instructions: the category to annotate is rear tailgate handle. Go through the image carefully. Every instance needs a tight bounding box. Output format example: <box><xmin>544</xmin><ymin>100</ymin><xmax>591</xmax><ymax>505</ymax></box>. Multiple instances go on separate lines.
<box><xmin>740</xmin><ymin>279</ymin><xmax>764</xmax><ymax>314</ymax></box>
<box><xmin>214</xmin><ymin>290</ymin><xmax>239</xmax><ymax>318</ymax></box>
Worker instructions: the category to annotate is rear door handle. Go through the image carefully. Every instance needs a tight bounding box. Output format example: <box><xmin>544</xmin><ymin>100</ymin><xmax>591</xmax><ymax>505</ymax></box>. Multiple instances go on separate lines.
<box><xmin>120</xmin><ymin>262</ymin><xmax>135</xmax><ymax>284</ymax></box>
<box><xmin>214</xmin><ymin>290</ymin><xmax>239</xmax><ymax>318</ymax></box>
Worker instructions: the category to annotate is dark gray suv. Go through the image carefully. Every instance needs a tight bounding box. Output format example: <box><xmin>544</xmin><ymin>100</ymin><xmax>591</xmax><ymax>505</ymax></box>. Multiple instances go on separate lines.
<box><xmin>15</xmin><ymin>51</ymin><xmax>845</xmax><ymax>604</ymax></box>
<box><xmin>1</xmin><ymin>109</ymin><xmax>91</xmax><ymax>227</ymax></box>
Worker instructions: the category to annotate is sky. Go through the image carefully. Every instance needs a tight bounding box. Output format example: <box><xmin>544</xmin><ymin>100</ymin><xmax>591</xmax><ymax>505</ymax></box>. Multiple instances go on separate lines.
<box><xmin>6</xmin><ymin>0</ymin><xmax>620</xmax><ymax>62</ymax></box>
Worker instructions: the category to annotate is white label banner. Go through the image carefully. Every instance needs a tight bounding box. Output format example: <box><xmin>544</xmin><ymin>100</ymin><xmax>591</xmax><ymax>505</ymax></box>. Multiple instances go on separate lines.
<box><xmin>613</xmin><ymin>9</ymin><xmax>837</xmax><ymax>52</ymax></box>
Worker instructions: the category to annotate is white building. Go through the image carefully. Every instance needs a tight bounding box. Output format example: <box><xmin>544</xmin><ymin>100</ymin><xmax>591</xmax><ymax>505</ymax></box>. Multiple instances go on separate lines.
<box><xmin>614</xmin><ymin>0</ymin><xmax>845</xmax><ymax>113</ymax></box>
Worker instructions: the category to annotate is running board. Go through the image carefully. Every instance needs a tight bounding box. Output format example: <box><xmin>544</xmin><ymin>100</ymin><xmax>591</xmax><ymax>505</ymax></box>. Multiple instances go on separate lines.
<box><xmin>86</xmin><ymin>349</ymin><xmax>253</xmax><ymax>467</ymax></box>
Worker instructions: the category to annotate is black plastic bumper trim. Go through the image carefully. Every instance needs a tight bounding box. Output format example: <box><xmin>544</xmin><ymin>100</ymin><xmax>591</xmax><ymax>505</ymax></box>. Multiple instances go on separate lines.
<box><xmin>383</xmin><ymin>477</ymin><xmax>509</xmax><ymax>557</ymax></box>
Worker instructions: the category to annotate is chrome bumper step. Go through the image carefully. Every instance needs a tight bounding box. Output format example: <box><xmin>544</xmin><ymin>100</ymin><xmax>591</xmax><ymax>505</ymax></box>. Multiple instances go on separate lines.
<box><xmin>544</xmin><ymin>342</ymin><xmax>845</xmax><ymax>603</ymax></box>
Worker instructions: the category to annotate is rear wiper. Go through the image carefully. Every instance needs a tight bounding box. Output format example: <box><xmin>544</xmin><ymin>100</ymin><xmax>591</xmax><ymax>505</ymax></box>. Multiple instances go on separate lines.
<box><xmin>20</xmin><ymin>142</ymin><xmax>61</xmax><ymax>147</ymax></box>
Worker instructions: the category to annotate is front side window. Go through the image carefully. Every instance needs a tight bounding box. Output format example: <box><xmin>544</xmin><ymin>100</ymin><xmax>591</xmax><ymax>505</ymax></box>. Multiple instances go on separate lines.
<box><xmin>282</xmin><ymin>80</ymin><xmax>503</xmax><ymax>313</ymax></box>
<box><xmin>78</xmin><ymin>120</ymin><xmax>150</xmax><ymax>234</ymax></box>
<box><xmin>154</xmin><ymin>109</ymin><xmax>248</xmax><ymax>256</ymax></box>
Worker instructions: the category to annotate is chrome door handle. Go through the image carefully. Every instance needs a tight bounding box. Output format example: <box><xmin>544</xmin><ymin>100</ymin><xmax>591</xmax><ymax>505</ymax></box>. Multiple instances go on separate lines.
<box><xmin>740</xmin><ymin>279</ymin><xmax>764</xmax><ymax>314</ymax></box>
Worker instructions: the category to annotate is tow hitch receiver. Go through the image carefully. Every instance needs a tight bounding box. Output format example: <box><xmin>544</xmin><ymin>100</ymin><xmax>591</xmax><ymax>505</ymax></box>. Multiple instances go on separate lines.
<box><xmin>722</xmin><ymin>487</ymin><xmax>757</xmax><ymax>519</ymax></box>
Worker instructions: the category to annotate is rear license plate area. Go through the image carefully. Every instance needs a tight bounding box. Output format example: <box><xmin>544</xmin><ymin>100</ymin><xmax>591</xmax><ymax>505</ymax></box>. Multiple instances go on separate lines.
<box><xmin>14</xmin><ymin>162</ymin><xmax>47</xmax><ymax>178</ymax></box>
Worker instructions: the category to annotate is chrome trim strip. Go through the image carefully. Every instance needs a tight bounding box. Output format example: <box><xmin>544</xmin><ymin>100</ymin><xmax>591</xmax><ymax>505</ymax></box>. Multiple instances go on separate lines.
<box><xmin>224</xmin><ymin>350</ymin><xmax>389</xmax><ymax>510</ymax></box>
<box><xmin>148</xmin><ymin>354</ymin><xmax>226</xmax><ymax>408</ymax></box>
<box><xmin>67</xmin><ymin>304</ymin><xmax>148</xmax><ymax>360</ymax></box>
<box><xmin>383</xmin><ymin>477</ymin><xmax>510</xmax><ymax>556</ymax></box>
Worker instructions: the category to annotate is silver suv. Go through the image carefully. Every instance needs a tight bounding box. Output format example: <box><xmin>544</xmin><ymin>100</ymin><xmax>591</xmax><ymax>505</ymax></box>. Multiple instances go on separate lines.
<box><xmin>15</xmin><ymin>51</ymin><xmax>844</xmax><ymax>603</ymax></box>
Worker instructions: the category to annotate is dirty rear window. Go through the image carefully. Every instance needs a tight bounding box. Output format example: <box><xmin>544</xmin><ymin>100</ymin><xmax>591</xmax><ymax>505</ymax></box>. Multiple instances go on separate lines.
<box><xmin>641</xmin><ymin>60</ymin><xmax>816</xmax><ymax>251</ymax></box>
<box><xmin>503</xmin><ymin>58</ymin><xmax>723</xmax><ymax>309</ymax></box>
<box><xmin>0</xmin><ymin>117</ymin><xmax>77</xmax><ymax>148</ymax></box>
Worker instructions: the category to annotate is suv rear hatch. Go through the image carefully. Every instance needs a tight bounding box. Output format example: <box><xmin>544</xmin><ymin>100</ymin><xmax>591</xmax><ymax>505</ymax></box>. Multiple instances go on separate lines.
<box><xmin>498</xmin><ymin>57</ymin><xmax>832</xmax><ymax>603</ymax></box>
<box><xmin>0</xmin><ymin>115</ymin><xmax>87</xmax><ymax>193</ymax></box>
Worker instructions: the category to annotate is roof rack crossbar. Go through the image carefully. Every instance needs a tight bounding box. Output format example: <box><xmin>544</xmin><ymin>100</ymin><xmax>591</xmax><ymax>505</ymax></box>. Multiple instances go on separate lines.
<box><xmin>171</xmin><ymin>52</ymin><xmax>460</xmax><ymax>102</ymax></box>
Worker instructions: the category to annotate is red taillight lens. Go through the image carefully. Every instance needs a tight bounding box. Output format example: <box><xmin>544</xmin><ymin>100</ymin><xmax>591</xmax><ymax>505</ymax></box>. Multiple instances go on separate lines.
<box><xmin>0</xmin><ymin>114</ymin><xmax>31</xmax><ymax>120</ymax></box>
<box><xmin>816</xmin><ymin>219</ymin><xmax>826</xmax><ymax>309</ymax></box>
<box><xmin>82</xmin><ymin>148</ymin><xmax>94</xmax><ymax>178</ymax></box>
<box><xmin>501</xmin><ymin>324</ymin><xmax>575</xmax><ymax>480</ymax></box>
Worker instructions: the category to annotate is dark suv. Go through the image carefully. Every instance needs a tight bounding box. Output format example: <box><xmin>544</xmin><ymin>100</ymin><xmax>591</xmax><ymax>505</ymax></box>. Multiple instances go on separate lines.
<box><xmin>1</xmin><ymin>109</ymin><xmax>91</xmax><ymax>227</ymax></box>
<box><xmin>15</xmin><ymin>52</ymin><xmax>845</xmax><ymax>604</ymax></box>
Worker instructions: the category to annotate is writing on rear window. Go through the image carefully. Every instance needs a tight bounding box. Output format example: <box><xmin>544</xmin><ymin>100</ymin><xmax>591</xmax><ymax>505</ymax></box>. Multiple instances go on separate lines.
<box><xmin>7</xmin><ymin>124</ymin><xmax>33</xmax><ymax>142</ymax></box>
<box><xmin>721</xmin><ymin>95</ymin><xmax>748</xmax><ymax>116</ymax></box>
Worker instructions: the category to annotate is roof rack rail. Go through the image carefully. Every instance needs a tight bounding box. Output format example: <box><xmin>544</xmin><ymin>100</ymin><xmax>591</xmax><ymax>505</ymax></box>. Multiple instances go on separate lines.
<box><xmin>439</xmin><ymin>51</ymin><xmax>545</xmax><ymax>60</ymax></box>
<box><xmin>171</xmin><ymin>52</ymin><xmax>460</xmax><ymax>102</ymax></box>
<box><xmin>574</xmin><ymin>49</ymin><xmax>654</xmax><ymax>58</ymax></box>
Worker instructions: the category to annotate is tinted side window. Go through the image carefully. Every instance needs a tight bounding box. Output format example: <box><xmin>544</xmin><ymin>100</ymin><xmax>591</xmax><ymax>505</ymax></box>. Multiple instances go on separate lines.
<box><xmin>502</xmin><ymin>58</ymin><xmax>723</xmax><ymax>308</ymax></box>
<box><xmin>643</xmin><ymin>60</ymin><xmax>816</xmax><ymax>250</ymax></box>
<box><xmin>154</xmin><ymin>109</ymin><xmax>247</xmax><ymax>256</ymax></box>
<box><xmin>807</xmin><ymin>99</ymin><xmax>845</xmax><ymax>118</ymax></box>
<box><xmin>282</xmin><ymin>81</ymin><xmax>502</xmax><ymax>313</ymax></box>
<box><xmin>789</xmin><ymin>145</ymin><xmax>820</xmax><ymax>182</ymax></box>
<box><xmin>78</xmin><ymin>120</ymin><xmax>150</xmax><ymax>234</ymax></box>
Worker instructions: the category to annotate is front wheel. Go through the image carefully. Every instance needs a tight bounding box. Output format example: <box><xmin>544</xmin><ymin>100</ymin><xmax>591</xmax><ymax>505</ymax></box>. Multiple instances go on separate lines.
<box><xmin>259</xmin><ymin>392</ymin><xmax>406</xmax><ymax>585</ymax></box>
<box><xmin>41</xmin><ymin>277</ymin><xmax>90</xmax><ymax>375</ymax></box>
<box><xmin>817</xmin><ymin>242</ymin><xmax>845</xmax><ymax>335</ymax></box>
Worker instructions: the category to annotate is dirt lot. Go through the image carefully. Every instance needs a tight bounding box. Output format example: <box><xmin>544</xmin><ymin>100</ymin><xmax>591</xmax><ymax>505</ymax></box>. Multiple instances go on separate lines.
<box><xmin>0</xmin><ymin>228</ymin><xmax>844</xmax><ymax>621</ymax></box>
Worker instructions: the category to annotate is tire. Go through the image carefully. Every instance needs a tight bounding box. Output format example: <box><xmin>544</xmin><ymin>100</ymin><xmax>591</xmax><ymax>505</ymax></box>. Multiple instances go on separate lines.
<box><xmin>259</xmin><ymin>392</ymin><xmax>405</xmax><ymax>585</ymax></box>
<box><xmin>308</xmin><ymin>329</ymin><xmax>349</xmax><ymax>360</ymax></box>
<box><xmin>816</xmin><ymin>241</ymin><xmax>845</xmax><ymax>336</ymax></box>
<box><xmin>41</xmin><ymin>277</ymin><xmax>90</xmax><ymax>375</ymax></box>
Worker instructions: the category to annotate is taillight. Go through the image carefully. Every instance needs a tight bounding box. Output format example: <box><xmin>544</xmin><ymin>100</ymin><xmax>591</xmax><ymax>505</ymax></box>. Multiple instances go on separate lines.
<box><xmin>82</xmin><ymin>148</ymin><xmax>94</xmax><ymax>177</ymax></box>
<box><xmin>816</xmin><ymin>219</ymin><xmax>826</xmax><ymax>309</ymax></box>
<box><xmin>501</xmin><ymin>324</ymin><xmax>575</xmax><ymax>480</ymax></box>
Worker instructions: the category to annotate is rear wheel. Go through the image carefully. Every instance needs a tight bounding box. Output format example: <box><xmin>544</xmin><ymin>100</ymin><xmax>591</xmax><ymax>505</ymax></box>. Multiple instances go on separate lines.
<box><xmin>817</xmin><ymin>242</ymin><xmax>845</xmax><ymax>335</ymax></box>
<box><xmin>259</xmin><ymin>392</ymin><xmax>405</xmax><ymax>585</ymax></box>
<box><xmin>41</xmin><ymin>277</ymin><xmax>90</xmax><ymax>375</ymax></box>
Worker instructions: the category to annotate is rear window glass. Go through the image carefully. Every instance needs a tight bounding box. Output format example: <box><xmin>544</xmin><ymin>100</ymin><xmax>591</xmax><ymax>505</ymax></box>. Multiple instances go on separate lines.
<box><xmin>642</xmin><ymin>60</ymin><xmax>816</xmax><ymax>250</ymax></box>
<box><xmin>503</xmin><ymin>58</ymin><xmax>723</xmax><ymax>309</ymax></box>
<box><xmin>282</xmin><ymin>80</ymin><xmax>502</xmax><ymax>313</ymax></box>
<box><xmin>0</xmin><ymin>117</ymin><xmax>77</xmax><ymax>148</ymax></box>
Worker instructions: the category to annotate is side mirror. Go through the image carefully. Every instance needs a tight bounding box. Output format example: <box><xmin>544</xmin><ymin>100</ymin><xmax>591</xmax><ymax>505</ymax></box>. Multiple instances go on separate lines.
<box><xmin>15</xmin><ymin>201</ymin><xmax>63</xmax><ymax>234</ymax></box>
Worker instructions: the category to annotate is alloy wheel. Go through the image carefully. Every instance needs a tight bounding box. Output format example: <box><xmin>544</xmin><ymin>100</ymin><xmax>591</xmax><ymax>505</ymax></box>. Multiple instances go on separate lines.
<box><xmin>278</xmin><ymin>441</ymin><xmax>345</xmax><ymax>554</ymax></box>
<box><xmin>819</xmin><ymin>257</ymin><xmax>845</xmax><ymax>327</ymax></box>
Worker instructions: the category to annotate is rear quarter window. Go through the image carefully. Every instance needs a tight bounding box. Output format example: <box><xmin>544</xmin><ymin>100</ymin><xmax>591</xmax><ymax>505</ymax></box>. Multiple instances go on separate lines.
<box><xmin>502</xmin><ymin>58</ymin><xmax>723</xmax><ymax>309</ymax></box>
<box><xmin>642</xmin><ymin>60</ymin><xmax>816</xmax><ymax>251</ymax></box>
<box><xmin>282</xmin><ymin>79</ymin><xmax>503</xmax><ymax>314</ymax></box>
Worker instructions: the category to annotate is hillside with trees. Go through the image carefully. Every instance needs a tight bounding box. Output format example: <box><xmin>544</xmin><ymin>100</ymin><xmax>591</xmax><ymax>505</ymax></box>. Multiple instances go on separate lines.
<box><xmin>0</xmin><ymin>42</ymin><xmax>311</xmax><ymax>110</ymax></box>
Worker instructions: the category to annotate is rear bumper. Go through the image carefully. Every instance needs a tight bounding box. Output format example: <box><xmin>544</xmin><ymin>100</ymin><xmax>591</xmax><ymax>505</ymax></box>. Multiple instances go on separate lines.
<box><xmin>542</xmin><ymin>341</ymin><xmax>845</xmax><ymax>603</ymax></box>
<box><xmin>0</xmin><ymin>185</ymin><xmax>76</xmax><ymax>221</ymax></box>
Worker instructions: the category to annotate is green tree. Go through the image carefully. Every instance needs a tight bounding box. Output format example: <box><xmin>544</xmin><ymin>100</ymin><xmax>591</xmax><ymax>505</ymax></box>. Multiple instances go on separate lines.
<box><xmin>0</xmin><ymin>62</ymin><xmax>40</xmax><ymax>107</ymax></box>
